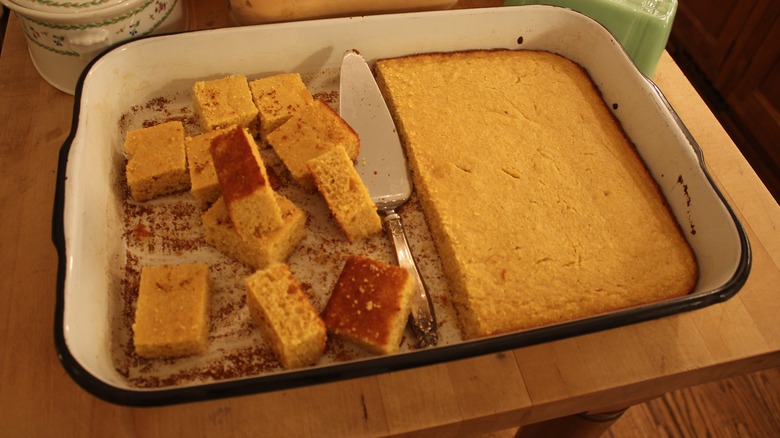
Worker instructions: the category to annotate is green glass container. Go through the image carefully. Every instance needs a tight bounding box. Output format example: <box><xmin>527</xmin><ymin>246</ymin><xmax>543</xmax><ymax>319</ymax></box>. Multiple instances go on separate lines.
<box><xmin>503</xmin><ymin>0</ymin><xmax>677</xmax><ymax>77</ymax></box>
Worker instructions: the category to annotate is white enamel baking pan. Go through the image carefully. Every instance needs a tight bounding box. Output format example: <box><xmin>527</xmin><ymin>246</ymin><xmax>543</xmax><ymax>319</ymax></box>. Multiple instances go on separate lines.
<box><xmin>53</xmin><ymin>5</ymin><xmax>750</xmax><ymax>405</ymax></box>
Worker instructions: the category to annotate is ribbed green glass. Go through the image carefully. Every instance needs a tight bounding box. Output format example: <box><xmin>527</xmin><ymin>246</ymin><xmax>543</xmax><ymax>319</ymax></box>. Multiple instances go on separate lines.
<box><xmin>504</xmin><ymin>0</ymin><xmax>677</xmax><ymax>77</ymax></box>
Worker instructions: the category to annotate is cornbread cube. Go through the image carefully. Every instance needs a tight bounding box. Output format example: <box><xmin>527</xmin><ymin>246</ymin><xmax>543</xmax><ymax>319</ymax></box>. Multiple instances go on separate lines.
<box><xmin>210</xmin><ymin>126</ymin><xmax>283</xmax><ymax>239</ymax></box>
<box><xmin>202</xmin><ymin>195</ymin><xmax>306</xmax><ymax>270</ymax></box>
<box><xmin>124</xmin><ymin>120</ymin><xmax>189</xmax><ymax>202</ymax></box>
<box><xmin>266</xmin><ymin>99</ymin><xmax>360</xmax><ymax>191</ymax></box>
<box><xmin>322</xmin><ymin>256</ymin><xmax>414</xmax><ymax>355</ymax></box>
<box><xmin>249</xmin><ymin>73</ymin><xmax>314</xmax><ymax>145</ymax></box>
<box><xmin>185</xmin><ymin>127</ymin><xmax>230</xmax><ymax>209</ymax></box>
<box><xmin>133</xmin><ymin>264</ymin><xmax>211</xmax><ymax>359</ymax></box>
<box><xmin>308</xmin><ymin>146</ymin><xmax>382</xmax><ymax>242</ymax></box>
<box><xmin>193</xmin><ymin>74</ymin><xmax>259</xmax><ymax>135</ymax></box>
<box><xmin>245</xmin><ymin>263</ymin><xmax>327</xmax><ymax>369</ymax></box>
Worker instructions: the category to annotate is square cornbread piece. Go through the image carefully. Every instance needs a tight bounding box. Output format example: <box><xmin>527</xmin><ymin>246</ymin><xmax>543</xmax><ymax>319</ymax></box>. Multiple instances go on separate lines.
<box><xmin>249</xmin><ymin>73</ymin><xmax>314</xmax><ymax>146</ymax></box>
<box><xmin>133</xmin><ymin>263</ymin><xmax>210</xmax><ymax>359</ymax></box>
<box><xmin>185</xmin><ymin>127</ymin><xmax>231</xmax><ymax>209</ymax></box>
<box><xmin>193</xmin><ymin>74</ymin><xmax>260</xmax><ymax>135</ymax></box>
<box><xmin>322</xmin><ymin>256</ymin><xmax>414</xmax><ymax>355</ymax></box>
<box><xmin>202</xmin><ymin>195</ymin><xmax>306</xmax><ymax>270</ymax></box>
<box><xmin>308</xmin><ymin>146</ymin><xmax>382</xmax><ymax>242</ymax></box>
<box><xmin>245</xmin><ymin>263</ymin><xmax>327</xmax><ymax>369</ymax></box>
<box><xmin>266</xmin><ymin>99</ymin><xmax>360</xmax><ymax>191</ymax></box>
<box><xmin>210</xmin><ymin>126</ymin><xmax>283</xmax><ymax>239</ymax></box>
<box><xmin>375</xmin><ymin>49</ymin><xmax>698</xmax><ymax>338</ymax></box>
<box><xmin>124</xmin><ymin>120</ymin><xmax>189</xmax><ymax>202</ymax></box>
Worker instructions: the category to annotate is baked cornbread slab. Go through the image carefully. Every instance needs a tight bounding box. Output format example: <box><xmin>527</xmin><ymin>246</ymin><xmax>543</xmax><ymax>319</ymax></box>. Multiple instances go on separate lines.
<box><xmin>245</xmin><ymin>263</ymin><xmax>327</xmax><ymax>369</ymax></box>
<box><xmin>375</xmin><ymin>49</ymin><xmax>699</xmax><ymax>338</ymax></box>
<box><xmin>209</xmin><ymin>125</ymin><xmax>284</xmax><ymax>239</ymax></box>
<box><xmin>202</xmin><ymin>195</ymin><xmax>306</xmax><ymax>270</ymax></box>
<box><xmin>266</xmin><ymin>99</ymin><xmax>360</xmax><ymax>191</ymax></box>
<box><xmin>308</xmin><ymin>146</ymin><xmax>382</xmax><ymax>242</ymax></box>
<box><xmin>132</xmin><ymin>264</ymin><xmax>210</xmax><ymax>359</ymax></box>
<box><xmin>193</xmin><ymin>74</ymin><xmax>260</xmax><ymax>135</ymax></box>
<box><xmin>323</xmin><ymin>256</ymin><xmax>415</xmax><ymax>355</ymax></box>
<box><xmin>249</xmin><ymin>73</ymin><xmax>314</xmax><ymax>145</ymax></box>
<box><xmin>124</xmin><ymin>120</ymin><xmax>189</xmax><ymax>202</ymax></box>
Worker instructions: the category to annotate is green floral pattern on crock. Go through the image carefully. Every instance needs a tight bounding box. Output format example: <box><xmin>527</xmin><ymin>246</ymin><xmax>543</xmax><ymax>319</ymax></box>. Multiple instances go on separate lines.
<box><xmin>19</xmin><ymin>0</ymin><xmax>177</xmax><ymax>56</ymax></box>
<box><xmin>24</xmin><ymin>0</ymin><xmax>154</xmax><ymax>30</ymax></box>
<box><xmin>24</xmin><ymin>0</ymin><xmax>112</xmax><ymax>9</ymax></box>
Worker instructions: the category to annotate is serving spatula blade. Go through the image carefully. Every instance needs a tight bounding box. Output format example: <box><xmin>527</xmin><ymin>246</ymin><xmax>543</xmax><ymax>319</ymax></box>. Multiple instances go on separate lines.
<box><xmin>339</xmin><ymin>50</ymin><xmax>438</xmax><ymax>347</ymax></box>
<box><xmin>339</xmin><ymin>51</ymin><xmax>411</xmax><ymax>210</ymax></box>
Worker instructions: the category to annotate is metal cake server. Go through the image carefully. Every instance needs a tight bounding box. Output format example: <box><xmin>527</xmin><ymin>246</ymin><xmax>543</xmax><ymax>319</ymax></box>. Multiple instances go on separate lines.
<box><xmin>339</xmin><ymin>50</ymin><xmax>438</xmax><ymax>347</ymax></box>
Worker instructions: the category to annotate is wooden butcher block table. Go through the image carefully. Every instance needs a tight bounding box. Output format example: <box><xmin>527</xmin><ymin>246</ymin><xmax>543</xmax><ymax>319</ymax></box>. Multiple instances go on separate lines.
<box><xmin>1</xmin><ymin>0</ymin><xmax>778</xmax><ymax>436</ymax></box>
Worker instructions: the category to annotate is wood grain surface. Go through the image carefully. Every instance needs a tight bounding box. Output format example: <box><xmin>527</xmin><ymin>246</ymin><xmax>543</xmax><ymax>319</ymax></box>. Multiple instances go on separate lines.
<box><xmin>608</xmin><ymin>367</ymin><xmax>780</xmax><ymax>437</ymax></box>
<box><xmin>1</xmin><ymin>0</ymin><xmax>779</xmax><ymax>436</ymax></box>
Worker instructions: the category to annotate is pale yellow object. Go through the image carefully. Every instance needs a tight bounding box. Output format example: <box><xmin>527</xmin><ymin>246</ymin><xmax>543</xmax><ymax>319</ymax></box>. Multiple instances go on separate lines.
<box><xmin>245</xmin><ymin>263</ymin><xmax>327</xmax><ymax>369</ymax></box>
<box><xmin>202</xmin><ymin>195</ymin><xmax>306</xmax><ymax>270</ymax></box>
<box><xmin>308</xmin><ymin>146</ymin><xmax>382</xmax><ymax>243</ymax></box>
<box><xmin>133</xmin><ymin>264</ymin><xmax>211</xmax><ymax>359</ymax></box>
<box><xmin>375</xmin><ymin>49</ymin><xmax>699</xmax><ymax>338</ymax></box>
<box><xmin>185</xmin><ymin>127</ymin><xmax>230</xmax><ymax>210</ymax></box>
<box><xmin>249</xmin><ymin>73</ymin><xmax>314</xmax><ymax>146</ymax></box>
<box><xmin>230</xmin><ymin>0</ymin><xmax>458</xmax><ymax>25</ymax></box>
<box><xmin>267</xmin><ymin>99</ymin><xmax>360</xmax><ymax>191</ymax></box>
<box><xmin>124</xmin><ymin>120</ymin><xmax>190</xmax><ymax>202</ymax></box>
<box><xmin>193</xmin><ymin>75</ymin><xmax>259</xmax><ymax>135</ymax></box>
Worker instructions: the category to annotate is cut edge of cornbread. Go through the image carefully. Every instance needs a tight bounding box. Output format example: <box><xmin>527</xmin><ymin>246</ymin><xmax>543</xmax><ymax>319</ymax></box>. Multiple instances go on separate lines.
<box><xmin>202</xmin><ymin>194</ymin><xmax>306</xmax><ymax>270</ymax></box>
<box><xmin>249</xmin><ymin>73</ymin><xmax>314</xmax><ymax>146</ymax></box>
<box><xmin>185</xmin><ymin>127</ymin><xmax>231</xmax><ymax>210</ymax></box>
<box><xmin>308</xmin><ymin>146</ymin><xmax>382</xmax><ymax>243</ymax></box>
<box><xmin>266</xmin><ymin>99</ymin><xmax>360</xmax><ymax>191</ymax></box>
<box><xmin>244</xmin><ymin>263</ymin><xmax>327</xmax><ymax>369</ymax></box>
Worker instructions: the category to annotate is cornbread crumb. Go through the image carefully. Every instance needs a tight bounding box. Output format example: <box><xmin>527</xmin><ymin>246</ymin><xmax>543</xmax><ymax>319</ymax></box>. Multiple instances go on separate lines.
<box><xmin>202</xmin><ymin>195</ymin><xmax>306</xmax><ymax>270</ymax></box>
<box><xmin>133</xmin><ymin>264</ymin><xmax>210</xmax><ymax>359</ymax></box>
<box><xmin>193</xmin><ymin>74</ymin><xmax>259</xmax><ymax>135</ymax></box>
<box><xmin>209</xmin><ymin>126</ymin><xmax>283</xmax><ymax>239</ymax></box>
<box><xmin>185</xmin><ymin>127</ymin><xmax>230</xmax><ymax>209</ymax></box>
<box><xmin>249</xmin><ymin>73</ymin><xmax>314</xmax><ymax>145</ymax></box>
<box><xmin>266</xmin><ymin>99</ymin><xmax>360</xmax><ymax>191</ymax></box>
<box><xmin>322</xmin><ymin>256</ymin><xmax>414</xmax><ymax>355</ymax></box>
<box><xmin>245</xmin><ymin>263</ymin><xmax>327</xmax><ymax>369</ymax></box>
<box><xmin>124</xmin><ymin>120</ymin><xmax>189</xmax><ymax>202</ymax></box>
<box><xmin>375</xmin><ymin>49</ymin><xmax>698</xmax><ymax>338</ymax></box>
<box><xmin>308</xmin><ymin>146</ymin><xmax>382</xmax><ymax>242</ymax></box>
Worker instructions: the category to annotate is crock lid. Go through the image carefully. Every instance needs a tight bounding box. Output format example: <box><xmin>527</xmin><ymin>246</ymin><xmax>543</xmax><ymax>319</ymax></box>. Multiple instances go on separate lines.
<box><xmin>8</xmin><ymin>0</ymin><xmax>134</xmax><ymax>14</ymax></box>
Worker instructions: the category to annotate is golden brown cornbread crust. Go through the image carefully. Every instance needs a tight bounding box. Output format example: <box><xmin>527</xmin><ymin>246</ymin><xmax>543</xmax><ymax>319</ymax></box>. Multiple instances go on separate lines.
<box><xmin>375</xmin><ymin>49</ymin><xmax>698</xmax><ymax>338</ymax></box>
<box><xmin>210</xmin><ymin>126</ymin><xmax>270</xmax><ymax>201</ymax></box>
<box><xmin>322</xmin><ymin>256</ymin><xmax>414</xmax><ymax>355</ymax></box>
<box><xmin>209</xmin><ymin>126</ymin><xmax>284</xmax><ymax>238</ymax></box>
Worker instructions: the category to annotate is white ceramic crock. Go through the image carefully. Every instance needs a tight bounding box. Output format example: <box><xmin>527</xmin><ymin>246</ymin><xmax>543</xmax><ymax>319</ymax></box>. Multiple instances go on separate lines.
<box><xmin>0</xmin><ymin>0</ymin><xmax>187</xmax><ymax>94</ymax></box>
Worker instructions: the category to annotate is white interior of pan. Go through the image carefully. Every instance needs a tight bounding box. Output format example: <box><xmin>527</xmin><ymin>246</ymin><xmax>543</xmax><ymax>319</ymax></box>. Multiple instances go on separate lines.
<box><xmin>62</xmin><ymin>5</ymin><xmax>743</xmax><ymax>389</ymax></box>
